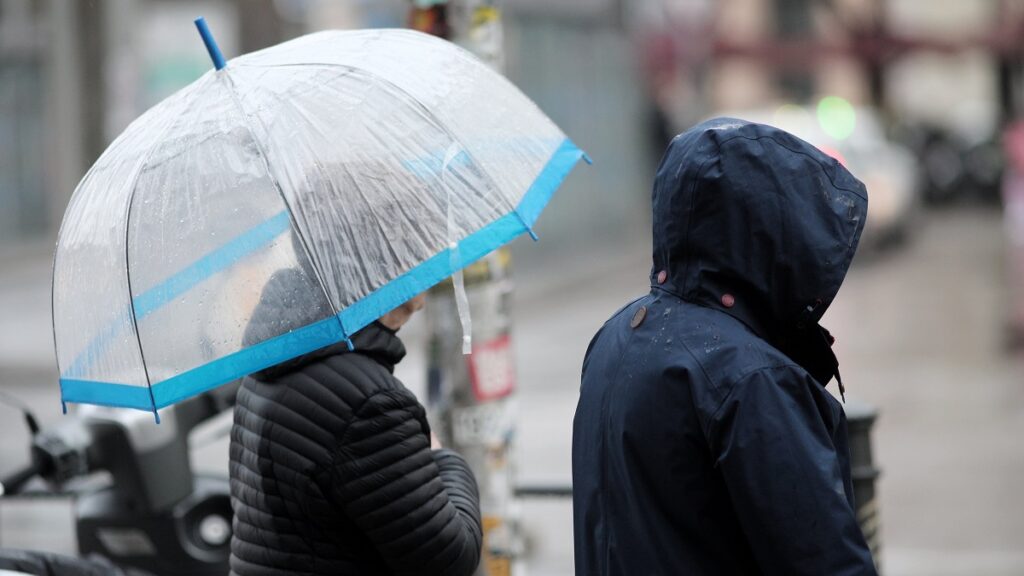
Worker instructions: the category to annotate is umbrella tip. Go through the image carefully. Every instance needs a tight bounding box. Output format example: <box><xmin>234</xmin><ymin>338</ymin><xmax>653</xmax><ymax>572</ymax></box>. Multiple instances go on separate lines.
<box><xmin>194</xmin><ymin>16</ymin><xmax>227</xmax><ymax>71</ymax></box>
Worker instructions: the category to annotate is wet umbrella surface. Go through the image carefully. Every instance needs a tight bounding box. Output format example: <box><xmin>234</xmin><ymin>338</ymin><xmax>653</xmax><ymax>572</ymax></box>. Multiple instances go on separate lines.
<box><xmin>52</xmin><ymin>26</ymin><xmax>585</xmax><ymax>418</ymax></box>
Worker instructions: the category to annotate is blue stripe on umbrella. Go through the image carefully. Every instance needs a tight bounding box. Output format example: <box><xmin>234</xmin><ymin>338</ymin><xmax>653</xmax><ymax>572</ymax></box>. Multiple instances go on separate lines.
<box><xmin>61</xmin><ymin>210</ymin><xmax>293</xmax><ymax>380</ymax></box>
<box><xmin>61</xmin><ymin>378</ymin><xmax>155</xmax><ymax>409</ymax></box>
<box><xmin>132</xmin><ymin>210</ymin><xmax>292</xmax><ymax>319</ymax></box>
<box><xmin>60</xmin><ymin>138</ymin><xmax>585</xmax><ymax>412</ymax></box>
<box><xmin>151</xmin><ymin>314</ymin><xmax>346</xmax><ymax>407</ymax></box>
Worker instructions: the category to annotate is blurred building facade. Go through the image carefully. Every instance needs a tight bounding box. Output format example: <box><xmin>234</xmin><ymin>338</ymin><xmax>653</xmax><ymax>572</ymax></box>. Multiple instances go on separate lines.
<box><xmin>0</xmin><ymin>0</ymin><xmax>655</xmax><ymax>270</ymax></box>
<box><xmin>636</xmin><ymin>0</ymin><xmax>1024</xmax><ymax>143</ymax></box>
<box><xmin>4</xmin><ymin>0</ymin><xmax>1022</xmax><ymax>258</ymax></box>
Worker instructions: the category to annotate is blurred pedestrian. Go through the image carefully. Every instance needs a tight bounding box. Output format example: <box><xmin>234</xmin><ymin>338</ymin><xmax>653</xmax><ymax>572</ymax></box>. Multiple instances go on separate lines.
<box><xmin>573</xmin><ymin>118</ymin><xmax>877</xmax><ymax>575</ymax></box>
<box><xmin>1002</xmin><ymin>120</ymin><xmax>1024</xmax><ymax>345</ymax></box>
<box><xmin>230</xmin><ymin>273</ymin><xmax>482</xmax><ymax>576</ymax></box>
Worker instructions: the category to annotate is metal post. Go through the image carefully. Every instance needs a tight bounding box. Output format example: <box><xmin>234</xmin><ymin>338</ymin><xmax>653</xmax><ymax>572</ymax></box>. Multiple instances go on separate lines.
<box><xmin>423</xmin><ymin>254</ymin><xmax>518</xmax><ymax>576</ymax></box>
<box><xmin>409</xmin><ymin>3</ymin><xmax>519</xmax><ymax>574</ymax></box>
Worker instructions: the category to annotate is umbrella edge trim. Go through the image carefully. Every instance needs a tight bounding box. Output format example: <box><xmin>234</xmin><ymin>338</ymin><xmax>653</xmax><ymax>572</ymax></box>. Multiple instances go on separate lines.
<box><xmin>60</xmin><ymin>139</ymin><xmax>586</xmax><ymax>413</ymax></box>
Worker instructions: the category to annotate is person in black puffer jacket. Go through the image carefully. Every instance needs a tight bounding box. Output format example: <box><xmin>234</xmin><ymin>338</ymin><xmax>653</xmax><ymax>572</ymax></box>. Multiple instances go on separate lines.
<box><xmin>229</xmin><ymin>271</ymin><xmax>482</xmax><ymax>576</ymax></box>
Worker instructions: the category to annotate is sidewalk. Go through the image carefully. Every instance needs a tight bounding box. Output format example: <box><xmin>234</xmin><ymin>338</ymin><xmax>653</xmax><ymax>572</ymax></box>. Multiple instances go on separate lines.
<box><xmin>3</xmin><ymin>208</ymin><xmax>1023</xmax><ymax>575</ymax></box>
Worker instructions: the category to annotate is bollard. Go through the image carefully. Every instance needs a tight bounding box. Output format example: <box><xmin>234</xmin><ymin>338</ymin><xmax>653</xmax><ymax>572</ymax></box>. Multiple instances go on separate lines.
<box><xmin>845</xmin><ymin>400</ymin><xmax>882</xmax><ymax>571</ymax></box>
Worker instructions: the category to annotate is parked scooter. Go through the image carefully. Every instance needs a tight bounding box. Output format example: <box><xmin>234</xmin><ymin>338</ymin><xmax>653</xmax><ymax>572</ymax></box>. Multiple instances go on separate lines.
<box><xmin>0</xmin><ymin>548</ymin><xmax>133</xmax><ymax>575</ymax></box>
<box><xmin>0</xmin><ymin>386</ymin><xmax>237</xmax><ymax>576</ymax></box>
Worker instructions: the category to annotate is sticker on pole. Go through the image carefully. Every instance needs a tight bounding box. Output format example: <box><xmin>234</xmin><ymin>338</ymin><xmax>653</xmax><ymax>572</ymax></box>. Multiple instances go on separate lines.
<box><xmin>451</xmin><ymin>401</ymin><xmax>514</xmax><ymax>447</ymax></box>
<box><xmin>466</xmin><ymin>334</ymin><xmax>516</xmax><ymax>401</ymax></box>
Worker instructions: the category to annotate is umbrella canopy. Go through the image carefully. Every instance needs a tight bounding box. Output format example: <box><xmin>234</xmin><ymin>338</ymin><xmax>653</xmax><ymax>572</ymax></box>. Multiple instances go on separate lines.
<box><xmin>53</xmin><ymin>27</ymin><xmax>585</xmax><ymax>417</ymax></box>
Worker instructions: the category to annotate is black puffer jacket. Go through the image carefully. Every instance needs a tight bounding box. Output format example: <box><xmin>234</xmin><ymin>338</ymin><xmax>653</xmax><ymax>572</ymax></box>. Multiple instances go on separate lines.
<box><xmin>229</xmin><ymin>321</ymin><xmax>482</xmax><ymax>576</ymax></box>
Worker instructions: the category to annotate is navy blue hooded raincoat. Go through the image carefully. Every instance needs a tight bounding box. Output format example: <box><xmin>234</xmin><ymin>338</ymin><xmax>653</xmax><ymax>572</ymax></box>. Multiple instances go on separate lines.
<box><xmin>572</xmin><ymin>118</ymin><xmax>878</xmax><ymax>575</ymax></box>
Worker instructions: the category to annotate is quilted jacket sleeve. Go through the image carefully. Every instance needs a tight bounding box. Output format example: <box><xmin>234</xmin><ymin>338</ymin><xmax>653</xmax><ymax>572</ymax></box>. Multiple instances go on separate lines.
<box><xmin>328</xmin><ymin>389</ymin><xmax>483</xmax><ymax>576</ymax></box>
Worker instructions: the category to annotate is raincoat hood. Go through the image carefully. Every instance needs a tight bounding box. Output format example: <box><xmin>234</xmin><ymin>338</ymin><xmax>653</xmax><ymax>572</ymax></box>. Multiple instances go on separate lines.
<box><xmin>651</xmin><ymin>118</ymin><xmax>867</xmax><ymax>383</ymax></box>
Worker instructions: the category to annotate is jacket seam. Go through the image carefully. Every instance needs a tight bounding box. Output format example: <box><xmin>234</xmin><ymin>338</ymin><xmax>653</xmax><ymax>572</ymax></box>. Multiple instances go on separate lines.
<box><xmin>704</xmin><ymin>364</ymin><xmax>802</xmax><ymax>453</ymax></box>
<box><xmin>677</xmin><ymin>153</ymin><xmax>717</xmax><ymax>296</ymax></box>
<box><xmin>591</xmin><ymin>297</ymin><xmax>646</xmax><ymax>558</ymax></box>
<box><xmin>650</xmin><ymin>286</ymin><xmax>768</xmax><ymax>339</ymax></box>
<box><xmin>648</xmin><ymin>291</ymin><xmax>783</xmax><ymax>411</ymax></box>
<box><xmin>650</xmin><ymin>295</ymin><xmax>801</xmax><ymax>442</ymax></box>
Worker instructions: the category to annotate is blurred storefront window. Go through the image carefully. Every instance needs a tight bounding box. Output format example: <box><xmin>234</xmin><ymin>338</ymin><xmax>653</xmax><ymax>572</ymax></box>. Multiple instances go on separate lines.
<box><xmin>0</xmin><ymin>61</ymin><xmax>45</xmax><ymax>243</ymax></box>
<box><xmin>0</xmin><ymin>1</ymin><xmax>46</xmax><ymax>244</ymax></box>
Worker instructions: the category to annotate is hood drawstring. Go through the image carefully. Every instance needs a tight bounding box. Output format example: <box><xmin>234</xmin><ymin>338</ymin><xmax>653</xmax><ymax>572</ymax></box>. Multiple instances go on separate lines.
<box><xmin>821</xmin><ymin>324</ymin><xmax>845</xmax><ymax>403</ymax></box>
<box><xmin>794</xmin><ymin>299</ymin><xmax>846</xmax><ymax>402</ymax></box>
<box><xmin>819</xmin><ymin>325</ymin><xmax>843</xmax><ymax>401</ymax></box>
<box><xmin>824</xmin><ymin>329</ymin><xmax>845</xmax><ymax>402</ymax></box>
<box><xmin>784</xmin><ymin>320</ymin><xmax>846</xmax><ymax>403</ymax></box>
<box><xmin>796</xmin><ymin>298</ymin><xmax>824</xmax><ymax>331</ymax></box>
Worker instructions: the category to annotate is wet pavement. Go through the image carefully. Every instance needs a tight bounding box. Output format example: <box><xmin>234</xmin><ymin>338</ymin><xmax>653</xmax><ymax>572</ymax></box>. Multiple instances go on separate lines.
<box><xmin>2</xmin><ymin>206</ymin><xmax>1023</xmax><ymax>574</ymax></box>
<box><xmin>827</xmin><ymin>206</ymin><xmax>1024</xmax><ymax>575</ymax></box>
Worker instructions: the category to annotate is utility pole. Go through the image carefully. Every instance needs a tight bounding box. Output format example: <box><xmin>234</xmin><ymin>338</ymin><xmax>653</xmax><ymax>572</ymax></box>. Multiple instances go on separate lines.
<box><xmin>409</xmin><ymin>2</ymin><xmax>519</xmax><ymax>575</ymax></box>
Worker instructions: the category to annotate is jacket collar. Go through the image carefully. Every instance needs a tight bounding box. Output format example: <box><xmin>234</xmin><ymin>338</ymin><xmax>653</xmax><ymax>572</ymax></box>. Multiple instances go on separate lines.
<box><xmin>347</xmin><ymin>321</ymin><xmax>407</xmax><ymax>372</ymax></box>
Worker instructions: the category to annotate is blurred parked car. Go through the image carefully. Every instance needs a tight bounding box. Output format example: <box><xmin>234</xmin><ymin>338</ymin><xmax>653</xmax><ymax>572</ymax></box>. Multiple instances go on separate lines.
<box><xmin>718</xmin><ymin>102</ymin><xmax>921</xmax><ymax>249</ymax></box>
<box><xmin>891</xmin><ymin>122</ymin><xmax>1004</xmax><ymax>206</ymax></box>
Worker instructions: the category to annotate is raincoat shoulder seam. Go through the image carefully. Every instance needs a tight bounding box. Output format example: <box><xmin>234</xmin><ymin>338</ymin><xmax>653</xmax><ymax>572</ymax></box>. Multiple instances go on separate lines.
<box><xmin>677</xmin><ymin>152</ymin><xmax>720</xmax><ymax>296</ymax></box>
<box><xmin>705</xmin><ymin>363</ymin><xmax>803</xmax><ymax>448</ymax></box>
<box><xmin>652</xmin><ymin>286</ymin><xmax>766</xmax><ymax>338</ymax></box>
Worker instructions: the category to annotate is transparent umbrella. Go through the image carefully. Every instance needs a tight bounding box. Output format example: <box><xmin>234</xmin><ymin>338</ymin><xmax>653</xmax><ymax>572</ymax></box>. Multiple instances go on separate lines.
<box><xmin>52</xmin><ymin>21</ymin><xmax>587</xmax><ymax>419</ymax></box>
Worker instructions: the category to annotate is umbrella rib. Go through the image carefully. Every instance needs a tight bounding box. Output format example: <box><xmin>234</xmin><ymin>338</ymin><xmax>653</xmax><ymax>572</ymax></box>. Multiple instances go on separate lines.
<box><xmin>52</xmin><ymin>146</ymin><xmax>106</xmax><ymax>412</ymax></box>
<box><xmin>262</xmin><ymin>76</ymin><xmax>410</xmax><ymax>301</ymax></box>
<box><xmin>241</xmin><ymin>65</ymin><xmax>447</xmax><ymax>239</ymax></box>
<box><xmin>238</xmin><ymin>62</ymin><xmax>524</xmax><ymax>234</ymax></box>
<box><xmin>214</xmin><ymin>72</ymin><xmax>351</xmax><ymax>345</ymax></box>
<box><xmin>121</xmin><ymin>79</ymin><xmax>208</xmax><ymax>418</ymax></box>
<box><xmin>315</xmin><ymin>158</ymin><xmax>402</xmax><ymax>301</ymax></box>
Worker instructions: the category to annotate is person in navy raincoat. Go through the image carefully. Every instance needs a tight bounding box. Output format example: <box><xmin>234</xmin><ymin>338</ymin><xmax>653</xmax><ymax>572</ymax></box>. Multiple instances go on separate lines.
<box><xmin>572</xmin><ymin>118</ymin><xmax>878</xmax><ymax>575</ymax></box>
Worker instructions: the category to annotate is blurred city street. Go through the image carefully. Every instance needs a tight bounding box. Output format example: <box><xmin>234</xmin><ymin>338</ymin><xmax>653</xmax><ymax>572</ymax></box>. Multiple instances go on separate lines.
<box><xmin>4</xmin><ymin>1</ymin><xmax>1024</xmax><ymax>575</ymax></box>
<box><xmin>3</xmin><ymin>204</ymin><xmax>1024</xmax><ymax>575</ymax></box>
